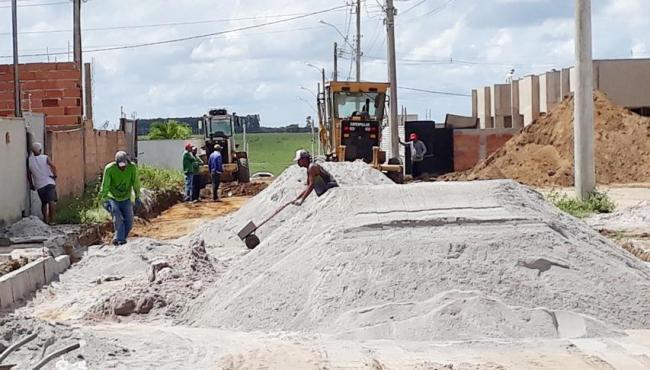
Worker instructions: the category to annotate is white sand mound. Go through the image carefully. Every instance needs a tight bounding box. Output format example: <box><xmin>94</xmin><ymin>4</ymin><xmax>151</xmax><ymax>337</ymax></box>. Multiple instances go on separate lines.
<box><xmin>180</xmin><ymin>163</ymin><xmax>650</xmax><ymax>340</ymax></box>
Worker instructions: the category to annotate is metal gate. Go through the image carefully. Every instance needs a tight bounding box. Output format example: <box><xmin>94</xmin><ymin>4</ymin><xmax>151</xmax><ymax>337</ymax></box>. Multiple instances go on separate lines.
<box><xmin>404</xmin><ymin>121</ymin><xmax>454</xmax><ymax>176</ymax></box>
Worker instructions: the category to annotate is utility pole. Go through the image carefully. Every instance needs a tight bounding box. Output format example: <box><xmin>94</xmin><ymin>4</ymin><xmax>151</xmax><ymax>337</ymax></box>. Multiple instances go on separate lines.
<box><xmin>11</xmin><ymin>0</ymin><xmax>22</xmax><ymax>117</ymax></box>
<box><xmin>385</xmin><ymin>0</ymin><xmax>399</xmax><ymax>159</ymax></box>
<box><xmin>333</xmin><ymin>42</ymin><xmax>338</xmax><ymax>81</ymax></box>
<box><xmin>73</xmin><ymin>0</ymin><xmax>82</xmax><ymax>65</ymax></box>
<box><xmin>355</xmin><ymin>0</ymin><xmax>362</xmax><ymax>82</ymax></box>
<box><xmin>574</xmin><ymin>0</ymin><xmax>595</xmax><ymax>199</ymax></box>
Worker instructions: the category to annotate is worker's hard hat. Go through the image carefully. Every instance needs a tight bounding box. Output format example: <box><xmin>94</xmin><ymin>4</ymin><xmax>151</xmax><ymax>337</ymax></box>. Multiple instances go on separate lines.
<box><xmin>115</xmin><ymin>151</ymin><xmax>130</xmax><ymax>168</ymax></box>
<box><xmin>409</xmin><ymin>133</ymin><xmax>418</xmax><ymax>140</ymax></box>
<box><xmin>294</xmin><ymin>149</ymin><xmax>311</xmax><ymax>162</ymax></box>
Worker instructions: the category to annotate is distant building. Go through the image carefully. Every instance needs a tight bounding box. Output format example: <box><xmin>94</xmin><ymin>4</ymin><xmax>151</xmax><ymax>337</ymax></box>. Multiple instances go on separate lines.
<box><xmin>470</xmin><ymin>58</ymin><xmax>650</xmax><ymax>129</ymax></box>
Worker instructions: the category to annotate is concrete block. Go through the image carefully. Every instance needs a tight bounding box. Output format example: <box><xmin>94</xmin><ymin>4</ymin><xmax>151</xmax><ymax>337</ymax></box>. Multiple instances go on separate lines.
<box><xmin>25</xmin><ymin>258</ymin><xmax>46</xmax><ymax>292</ymax></box>
<box><xmin>6</xmin><ymin>267</ymin><xmax>30</xmax><ymax>303</ymax></box>
<box><xmin>55</xmin><ymin>255</ymin><xmax>71</xmax><ymax>274</ymax></box>
<box><xmin>0</xmin><ymin>274</ymin><xmax>14</xmax><ymax>308</ymax></box>
<box><xmin>43</xmin><ymin>256</ymin><xmax>58</xmax><ymax>283</ymax></box>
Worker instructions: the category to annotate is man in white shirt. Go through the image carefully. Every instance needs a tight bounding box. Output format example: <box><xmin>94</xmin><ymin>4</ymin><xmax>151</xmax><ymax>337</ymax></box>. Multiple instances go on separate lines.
<box><xmin>27</xmin><ymin>142</ymin><xmax>58</xmax><ymax>224</ymax></box>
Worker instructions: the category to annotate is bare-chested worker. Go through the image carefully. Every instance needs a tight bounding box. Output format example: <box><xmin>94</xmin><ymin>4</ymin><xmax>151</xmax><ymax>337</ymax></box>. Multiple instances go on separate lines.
<box><xmin>292</xmin><ymin>150</ymin><xmax>338</xmax><ymax>206</ymax></box>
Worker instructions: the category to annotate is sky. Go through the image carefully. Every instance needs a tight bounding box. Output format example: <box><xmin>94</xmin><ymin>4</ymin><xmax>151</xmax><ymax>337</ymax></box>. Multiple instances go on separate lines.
<box><xmin>0</xmin><ymin>0</ymin><xmax>649</xmax><ymax>127</ymax></box>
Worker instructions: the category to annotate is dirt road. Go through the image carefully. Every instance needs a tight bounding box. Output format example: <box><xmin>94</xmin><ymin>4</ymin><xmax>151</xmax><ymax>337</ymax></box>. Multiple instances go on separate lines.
<box><xmin>131</xmin><ymin>197</ymin><xmax>249</xmax><ymax>240</ymax></box>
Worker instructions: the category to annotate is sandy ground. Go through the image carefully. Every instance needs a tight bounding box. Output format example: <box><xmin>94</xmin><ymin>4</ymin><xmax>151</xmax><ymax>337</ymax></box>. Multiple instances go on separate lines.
<box><xmin>131</xmin><ymin>197</ymin><xmax>249</xmax><ymax>240</ymax></box>
<box><xmin>70</xmin><ymin>324</ymin><xmax>650</xmax><ymax>369</ymax></box>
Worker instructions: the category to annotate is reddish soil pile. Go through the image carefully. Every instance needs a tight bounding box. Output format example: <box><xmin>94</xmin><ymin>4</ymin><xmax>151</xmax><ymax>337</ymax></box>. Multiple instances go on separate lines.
<box><xmin>443</xmin><ymin>91</ymin><xmax>650</xmax><ymax>186</ymax></box>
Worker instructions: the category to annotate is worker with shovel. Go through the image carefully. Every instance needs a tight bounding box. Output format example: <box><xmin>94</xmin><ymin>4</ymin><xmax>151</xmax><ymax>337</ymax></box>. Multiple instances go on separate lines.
<box><xmin>238</xmin><ymin>150</ymin><xmax>337</xmax><ymax>250</ymax></box>
<box><xmin>100</xmin><ymin>151</ymin><xmax>142</xmax><ymax>246</ymax></box>
<box><xmin>292</xmin><ymin>149</ymin><xmax>338</xmax><ymax>206</ymax></box>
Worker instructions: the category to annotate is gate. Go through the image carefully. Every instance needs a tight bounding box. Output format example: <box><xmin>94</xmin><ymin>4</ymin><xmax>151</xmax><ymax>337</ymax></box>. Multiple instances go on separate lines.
<box><xmin>404</xmin><ymin>121</ymin><xmax>454</xmax><ymax>176</ymax></box>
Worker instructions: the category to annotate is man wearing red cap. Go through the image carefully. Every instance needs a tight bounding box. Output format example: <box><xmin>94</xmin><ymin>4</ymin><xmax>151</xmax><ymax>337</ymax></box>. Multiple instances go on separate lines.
<box><xmin>400</xmin><ymin>133</ymin><xmax>428</xmax><ymax>179</ymax></box>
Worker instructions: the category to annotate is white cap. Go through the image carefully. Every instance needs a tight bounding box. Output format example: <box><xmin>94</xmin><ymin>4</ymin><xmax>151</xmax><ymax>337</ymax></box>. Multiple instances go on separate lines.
<box><xmin>115</xmin><ymin>151</ymin><xmax>129</xmax><ymax>168</ymax></box>
<box><xmin>31</xmin><ymin>142</ymin><xmax>42</xmax><ymax>152</ymax></box>
<box><xmin>294</xmin><ymin>149</ymin><xmax>310</xmax><ymax>162</ymax></box>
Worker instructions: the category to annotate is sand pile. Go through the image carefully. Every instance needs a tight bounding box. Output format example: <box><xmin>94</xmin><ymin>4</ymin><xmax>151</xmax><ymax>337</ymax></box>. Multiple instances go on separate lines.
<box><xmin>3</xmin><ymin>216</ymin><xmax>58</xmax><ymax>239</ymax></box>
<box><xmin>179</xmin><ymin>163</ymin><xmax>650</xmax><ymax>341</ymax></box>
<box><xmin>443</xmin><ymin>91</ymin><xmax>650</xmax><ymax>186</ymax></box>
<box><xmin>23</xmin><ymin>238</ymin><xmax>224</xmax><ymax>323</ymax></box>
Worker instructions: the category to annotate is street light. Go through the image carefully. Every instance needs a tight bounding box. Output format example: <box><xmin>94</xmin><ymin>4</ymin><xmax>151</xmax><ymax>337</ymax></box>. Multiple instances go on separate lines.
<box><xmin>319</xmin><ymin>20</ymin><xmax>356</xmax><ymax>51</ymax></box>
<box><xmin>297</xmin><ymin>96</ymin><xmax>317</xmax><ymax>114</ymax></box>
<box><xmin>300</xmin><ymin>85</ymin><xmax>318</xmax><ymax>98</ymax></box>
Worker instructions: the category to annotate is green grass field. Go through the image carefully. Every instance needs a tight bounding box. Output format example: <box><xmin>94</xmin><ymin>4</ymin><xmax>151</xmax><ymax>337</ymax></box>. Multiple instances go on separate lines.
<box><xmin>235</xmin><ymin>133</ymin><xmax>314</xmax><ymax>175</ymax></box>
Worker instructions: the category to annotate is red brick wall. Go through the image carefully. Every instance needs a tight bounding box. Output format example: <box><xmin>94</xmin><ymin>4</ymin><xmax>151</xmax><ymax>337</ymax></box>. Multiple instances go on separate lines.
<box><xmin>0</xmin><ymin>62</ymin><xmax>82</xmax><ymax>127</ymax></box>
<box><xmin>453</xmin><ymin>129</ymin><xmax>518</xmax><ymax>172</ymax></box>
<box><xmin>453</xmin><ymin>133</ymin><xmax>481</xmax><ymax>172</ymax></box>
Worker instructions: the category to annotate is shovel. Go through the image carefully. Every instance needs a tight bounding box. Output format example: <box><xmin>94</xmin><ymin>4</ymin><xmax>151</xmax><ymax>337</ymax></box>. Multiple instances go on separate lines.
<box><xmin>238</xmin><ymin>201</ymin><xmax>294</xmax><ymax>250</ymax></box>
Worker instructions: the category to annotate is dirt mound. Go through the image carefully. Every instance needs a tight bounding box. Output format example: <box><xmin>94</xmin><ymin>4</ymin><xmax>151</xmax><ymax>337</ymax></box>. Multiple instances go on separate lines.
<box><xmin>443</xmin><ymin>91</ymin><xmax>650</xmax><ymax>186</ymax></box>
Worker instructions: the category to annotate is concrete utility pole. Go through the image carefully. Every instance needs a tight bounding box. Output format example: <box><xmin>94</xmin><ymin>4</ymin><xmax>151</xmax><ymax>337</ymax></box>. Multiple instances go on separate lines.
<box><xmin>73</xmin><ymin>0</ymin><xmax>82</xmax><ymax>65</ymax></box>
<box><xmin>333</xmin><ymin>42</ymin><xmax>338</xmax><ymax>81</ymax></box>
<box><xmin>385</xmin><ymin>0</ymin><xmax>399</xmax><ymax>159</ymax></box>
<box><xmin>574</xmin><ymin>0</ymin><xmax>595</xmax><ymax>199</ymax></box>
<box><xmin>11</xmin><ymin>0</ymin><xmax>22</xmax><ymax>117</ymax></box>
<box><xmin>355</xmin><ymin>0</ymin><xmax>362</xmax><ymax>82</ymax></box>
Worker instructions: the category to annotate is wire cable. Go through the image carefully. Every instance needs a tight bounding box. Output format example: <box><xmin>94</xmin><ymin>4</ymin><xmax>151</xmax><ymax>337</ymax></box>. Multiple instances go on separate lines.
<box><xmin>0</xmin><ymin>4</ymin><xmax>348</xmax><ymax>58</ymax></box>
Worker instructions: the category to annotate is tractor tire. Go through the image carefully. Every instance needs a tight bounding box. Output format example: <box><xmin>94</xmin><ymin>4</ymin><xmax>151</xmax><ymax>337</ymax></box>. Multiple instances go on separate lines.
<box><xmin>237</xmin><ymin>158</ymin><xmax>251</xmax><ymax>183</ymax></box>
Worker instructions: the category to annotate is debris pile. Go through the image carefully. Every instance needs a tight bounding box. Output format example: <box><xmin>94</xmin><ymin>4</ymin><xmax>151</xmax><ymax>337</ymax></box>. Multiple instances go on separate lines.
<box><xmin>443</xmin><ymin>92</ymin><xmax>650</xmax><ymax>186</ymax></box>
<box><xmin>179</xmin><ymin>164</ymin><xmax>650</xmax><ymax>341</ymax></box>
<box><xmin>87</xmin><ymin>238</ymin><xmax>221</xmax><ymax>319</ymax></box>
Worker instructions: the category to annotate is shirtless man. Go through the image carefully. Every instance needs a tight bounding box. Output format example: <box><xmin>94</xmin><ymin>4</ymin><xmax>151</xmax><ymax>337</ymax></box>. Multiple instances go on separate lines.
<box><xmin>293</xmin><ymin>150</ymin><xmax>338</xmax><ymax>206</ymax></box>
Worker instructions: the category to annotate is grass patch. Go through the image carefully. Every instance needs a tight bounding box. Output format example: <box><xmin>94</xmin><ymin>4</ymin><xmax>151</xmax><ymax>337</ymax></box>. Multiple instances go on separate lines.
<box><xmin>55</xmin><ymin>166</ymin><xmax>183</xmax><ymax>225</ymax></box>
<box><xmin>139</xmin><ymin>165</ymin><xmax>184</xmax><ymax>192</ymax></box>
<box><xmin>547</xmin><ymin>189</ymin><xmax>616</xmax><ymax>218</ymax></box>
<box><xmin>235</xmin><ymin>133</ymin><xmax>314</xmax><ymax>175</ymax></box>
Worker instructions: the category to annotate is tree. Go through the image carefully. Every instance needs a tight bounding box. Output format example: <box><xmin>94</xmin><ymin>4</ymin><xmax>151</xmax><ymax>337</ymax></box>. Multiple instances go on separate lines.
<box><xmin>148</xmin><ymin>120</ymin><xmax>192</xmax><ymax>140</ymax></box>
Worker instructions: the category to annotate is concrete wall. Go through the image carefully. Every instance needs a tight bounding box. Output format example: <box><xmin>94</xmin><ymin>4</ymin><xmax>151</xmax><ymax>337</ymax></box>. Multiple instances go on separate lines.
<box><xmin>519</xmin><ymin>75</ymin><xmax>540</xmax><ymax>127</ymax></box>
<box><xmin>46</xmin><ymin>128</ymin><xmax>85</xmax><ymax>198</ymax></box>
<box><xmin>471</xmin><ymin>89</ymin><xmax>478</xmax><ymax>119</ymax></box>
<box><xmin>138</xmin><ymin>139</ymin><xmax>203</xmax><ymax>171</ymax></box>
<box><xmin>490</xmin><ymin>84</ymin><xmax>511</xmax><ymax>129</ymax></box>
<box><xmin>594</xmin><ymin>59</ymin><xmax>650</xmax><ymax>109</ymax></box>
<box><xmin>561</xmin><ymin>68</ymin><xmax>572</xmax><ymax>99</ymax></box>
<box><xmin>84</xmin><ymin>120</ymin><xmax>127</xmax><ymax>183</ymax></box>
<box><xmin>539</xmin><ymin>70</ymin><xmax>561</xmax><ymax>113</ymax></box>
<box><xmin>0</xmin><ymin>62</ymin><xmax>83</xmax><ymax>127</ymax></box>
<box><xmin>453</xmin><ymin>128</ymin><xmax>519</xmax><ymax>172</ymax></box>
<box><xmin>476</xmin><ymin>87</ymin><xmax>492</xmax><ymax>129</ymax></box>
<box><xmin>24</xmin><ymin>113</ymin><xmax>46</xmax><ymax>218</ymax></box>
<box><xmin>0</xmin><ymin>118</ymin><xmax>28</xmax><ymax>227</ymax></box>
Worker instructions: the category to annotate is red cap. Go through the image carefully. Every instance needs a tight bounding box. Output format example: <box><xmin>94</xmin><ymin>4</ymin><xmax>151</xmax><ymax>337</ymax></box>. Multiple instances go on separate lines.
<box><xmin>185</xmin><ymin>143</ymin><xmax>193</xmax><ymax>151</ymax></box>
<box><xmin>410</xmin><ymin>133</ymin><xmax>418</xmax><ymax>140</ymax></box>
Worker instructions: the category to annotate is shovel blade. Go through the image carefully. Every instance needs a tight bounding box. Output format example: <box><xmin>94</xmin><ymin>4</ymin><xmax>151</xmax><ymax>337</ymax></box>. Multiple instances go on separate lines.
<box><xmin>238</xmin><ymin>221</ymin><xmax>258</xmax><ymax>240</ymax></box>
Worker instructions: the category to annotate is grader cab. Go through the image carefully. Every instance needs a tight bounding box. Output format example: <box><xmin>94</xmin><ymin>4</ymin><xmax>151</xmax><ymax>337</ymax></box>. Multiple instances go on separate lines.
<box><xmin>321</xmin><ymin>81</ymin><xmax>403</xmax><ymax>182</ymax></box>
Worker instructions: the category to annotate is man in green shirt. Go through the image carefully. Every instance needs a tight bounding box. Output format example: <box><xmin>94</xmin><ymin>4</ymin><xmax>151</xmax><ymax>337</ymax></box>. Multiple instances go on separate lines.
<box><xmin>100</xmin><ymin>151</ymin><xmax>142</xmax><ymax>246</ymax></box>
<box><xmin>182</xmin><ymin>143</ymin><xmax>195</xmax><ymax>202</ymax></box>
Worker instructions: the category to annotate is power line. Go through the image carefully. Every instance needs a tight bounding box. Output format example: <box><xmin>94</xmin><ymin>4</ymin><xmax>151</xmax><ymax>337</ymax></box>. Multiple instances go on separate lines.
<box><xmin>0</xmin><ymin>10</ymin><xmax>348</xmax><ymax>36</ymax></box>
<box><xmin>399</xmin><ymin>86</ymin><xmax>470</xmax><ymax>97</ymax></box>
<box><xmin>0</xmin><ymin>5</ymin><xmax>348</xmax><ymax>58</ymax></box>
<box><xmin>0</xmin><ymin>1</ymin><xmax>68</xmax><ymax>8</ymax></box>
<box><xmin>401</xmin><ymin>0</ymin><xmax>427</xmax><ymax>15</ymax></box>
